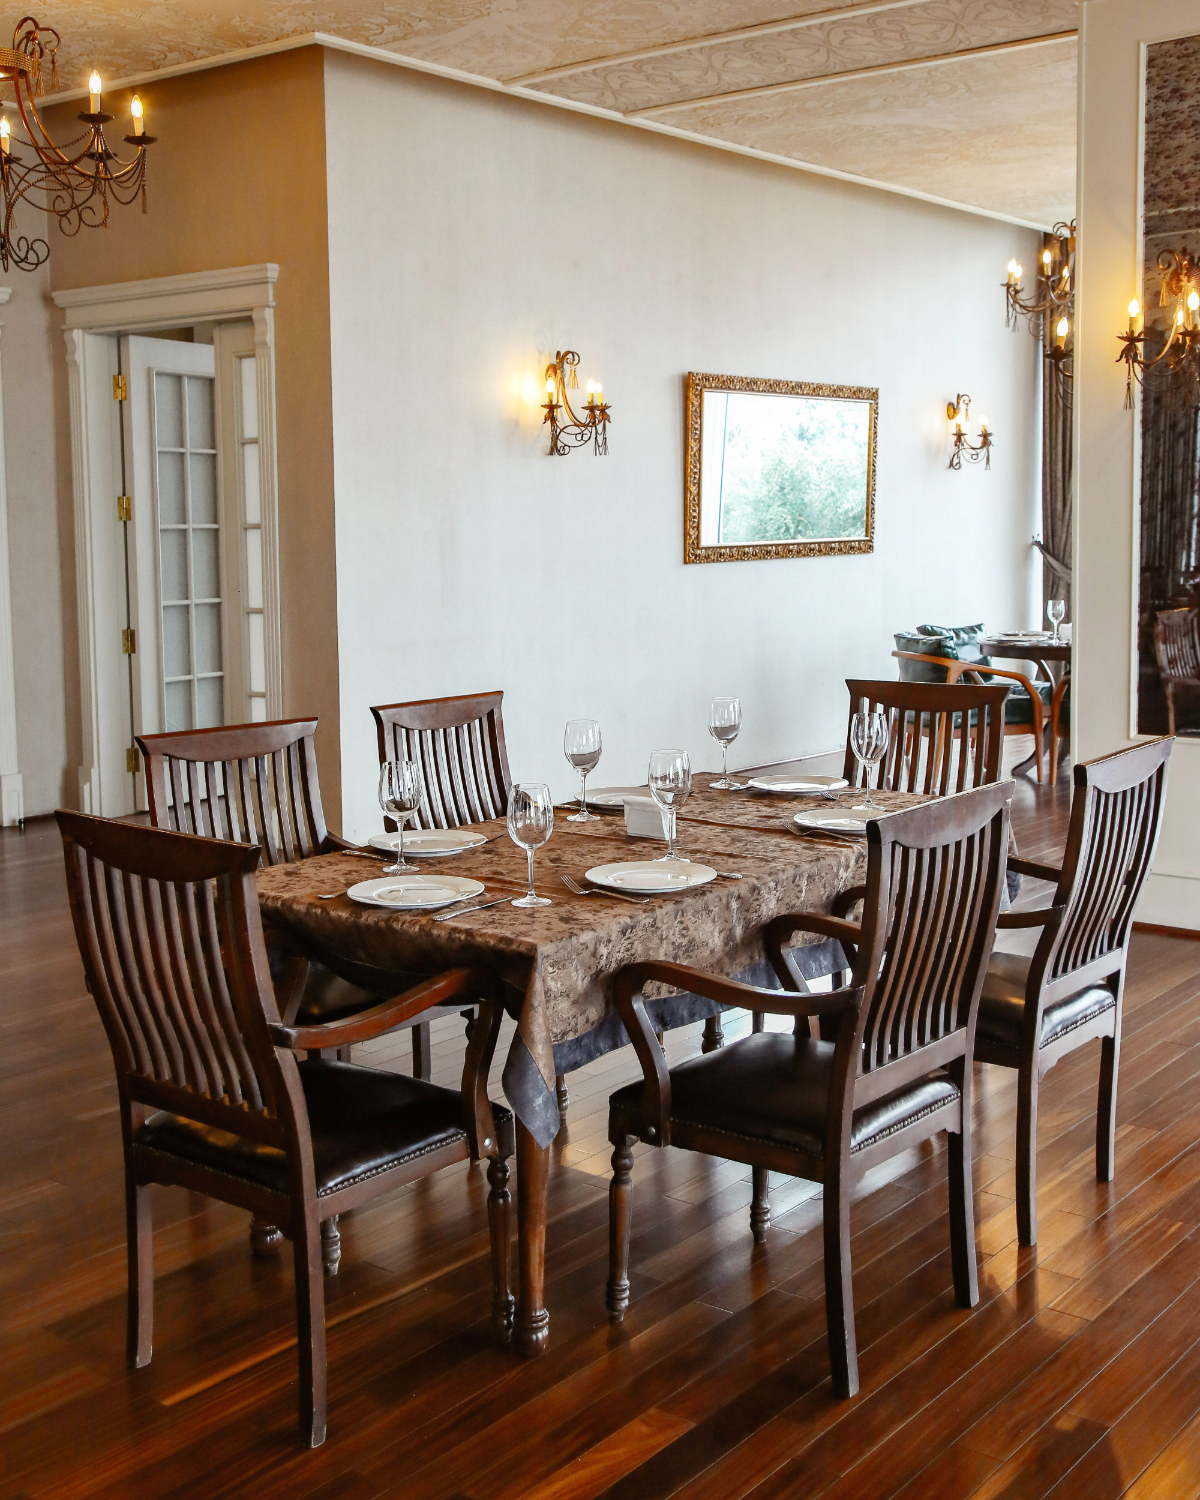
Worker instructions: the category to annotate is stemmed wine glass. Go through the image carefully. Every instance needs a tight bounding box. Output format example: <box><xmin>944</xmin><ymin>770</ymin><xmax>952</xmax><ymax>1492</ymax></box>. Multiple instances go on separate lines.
<box><xmin>849</xmin><ymin>711</ymin><xmax>889</xmax><ymax>813</ymax></box>
<box><xmin>564</xmin><ymin>719</ymin><xmax>602</xmax><ymax>822</ymax></box>
<box><xmin>507</xmin><ymin>783</ymin><xmax>554</xmax><ymax>907</ymax></box>
<box><xmin>378</xmin><ymin>759</ymin><xmax>421</xmax><ymax>873</ymax></box>
<box><xmin>648</xmin><ymin>749</ymin><xmax>692</xmax><ymax>861</ymax></box>
<box><xmin>709</xmin><ymin>697</ymin><xmax>741</xmax><ymax>789</ymax></box>
<box><xmin>1047</xmin><ymin>599</ymin><xmax>1066</xmax><ymax>643</ymax></box>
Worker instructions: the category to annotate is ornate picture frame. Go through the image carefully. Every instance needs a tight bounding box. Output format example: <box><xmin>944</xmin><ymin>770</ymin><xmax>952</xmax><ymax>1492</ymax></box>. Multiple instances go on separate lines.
<box><xmin>683</xmin><ymin>372</ymin><xmax>878</xmax><ymax>565</ymax></box>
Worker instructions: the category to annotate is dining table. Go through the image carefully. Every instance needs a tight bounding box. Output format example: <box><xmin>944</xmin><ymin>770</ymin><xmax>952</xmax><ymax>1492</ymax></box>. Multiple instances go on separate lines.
<box><xmin>977</xmin><ymin>633</ymin><xmax>1071</xmax><ymax>784</ymax></box>
<box><xmin>255</xmin><ymin>771</ymin><xmax>926</xmax><ymax>1357</ymax></box>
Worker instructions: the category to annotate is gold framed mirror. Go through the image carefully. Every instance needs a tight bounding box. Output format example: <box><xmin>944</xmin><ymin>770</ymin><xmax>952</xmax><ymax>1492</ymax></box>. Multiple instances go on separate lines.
<box><xmin>683</xmin><ymin>372</ymin><xmax>878</xmax><ymax>565</ymax></box>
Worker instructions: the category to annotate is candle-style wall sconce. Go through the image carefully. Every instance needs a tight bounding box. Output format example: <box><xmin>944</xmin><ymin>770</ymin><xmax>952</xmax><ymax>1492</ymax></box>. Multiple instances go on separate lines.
<box><xmin>542</xmin><ymin>350</ymin><xmax>611</xmax><ymax>456</ymax></box>
<box><xmin>946</xmin><ymin>394</ymin><xmax>994</xmax><ymax>471</ymax></box>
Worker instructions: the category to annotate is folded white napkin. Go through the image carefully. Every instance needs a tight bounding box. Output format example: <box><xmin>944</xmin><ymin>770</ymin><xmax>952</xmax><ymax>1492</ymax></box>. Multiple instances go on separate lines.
<box><xmin>624</xmin><ymin>795</ymin><xmax>669</xmax><ymax>840</ymax></box>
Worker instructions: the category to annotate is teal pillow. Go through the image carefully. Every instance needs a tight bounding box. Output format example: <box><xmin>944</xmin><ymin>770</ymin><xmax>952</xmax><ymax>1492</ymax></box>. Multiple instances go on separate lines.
<box><xmin>917</xmin><ymin>623</ymin><xmax>991</xmax><ymax>670</ymax></box>
<box><xmin>895</xmin><ymin>631</ymin><xmax>952</xmax><ymax>682</ymax></box>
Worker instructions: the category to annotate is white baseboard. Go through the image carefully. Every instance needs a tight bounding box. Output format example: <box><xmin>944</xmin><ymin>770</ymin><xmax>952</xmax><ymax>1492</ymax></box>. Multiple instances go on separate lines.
<box><xmin>1136</xmin><ymin>870</ymin><xmax>1200</xmax><ymax>932</ymax></box>
<box><xmin>0</xmin><ymin>770</ymin><xmax>21</xmax><ymax>826</ymax></box>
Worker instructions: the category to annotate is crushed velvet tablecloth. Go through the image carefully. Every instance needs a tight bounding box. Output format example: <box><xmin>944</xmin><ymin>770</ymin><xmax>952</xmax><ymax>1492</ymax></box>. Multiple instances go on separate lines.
<box><xmin>256</xmin><ymin>779</ymin><xmax>926</xmax><ymax>1147</ymax></box>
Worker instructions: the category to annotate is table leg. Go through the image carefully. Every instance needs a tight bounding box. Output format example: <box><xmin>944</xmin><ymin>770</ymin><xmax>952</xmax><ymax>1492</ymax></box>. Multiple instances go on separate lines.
<box><xmin>515</xmin><ymin>1121</ymin><xmax>550</xmax><ymax>1357</ymax></box>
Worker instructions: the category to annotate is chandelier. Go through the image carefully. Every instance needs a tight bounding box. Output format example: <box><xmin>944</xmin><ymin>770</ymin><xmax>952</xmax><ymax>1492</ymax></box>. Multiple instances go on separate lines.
<box><xmin>542</xmin><ymin>350</ymin><xmax>611</xmax><ymax>456</ymax></box>
<box><xmin>1004</xmin><ymin>220</ymin><xmax>1075</xmax><ymax>410</ymax></box>
<box><xmin>1117</xmin><ymin>247</ymin><xmax>1200</xmax><ymax>410</ymax></box>
<box><xmin>0</xmin><ymin>16</ymin><xmax>155</xmax><ymax>273</ymax></box>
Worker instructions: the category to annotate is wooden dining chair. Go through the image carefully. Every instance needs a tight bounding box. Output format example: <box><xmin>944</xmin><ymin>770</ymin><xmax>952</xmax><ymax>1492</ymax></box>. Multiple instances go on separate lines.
<box><xmin>844</xmin><ymin>678</ymin><xmax>1011</xmax><ymax>796</ymax></box>
<box><xmin>1152</xmin><ymin>608</ymin><xmax>1200</xmax><ymax>734</ymax></box>
<box><xmin>974</xmin><ymin>738</ymin><xmax>1172</xmax><ymax>1246</ymax></box>
<box><xmin>56</xmin><ymin>810</ymin><xmax>514</xmax><ymax>1448</ymax></box>
<box><xmin>606</xmin><ymin>782</ymin><xmax>1012</xmax><ymax>1398</ymax></box>
<box><xmin>371</xmin><ymin>691</ymin><xmax>512</xmax><ymax>830</ymax></box>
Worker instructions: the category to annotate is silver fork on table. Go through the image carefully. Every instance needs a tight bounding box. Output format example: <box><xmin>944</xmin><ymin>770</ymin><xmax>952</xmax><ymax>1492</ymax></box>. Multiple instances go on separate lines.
<box><xmin>560</xmin><ymin>874</ymin><xmax>649</xmax><ymax>905</ymax></box>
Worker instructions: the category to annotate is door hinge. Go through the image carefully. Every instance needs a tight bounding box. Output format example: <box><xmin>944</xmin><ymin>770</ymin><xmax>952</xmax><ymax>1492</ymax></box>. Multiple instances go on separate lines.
<box><xmin>113</xmin><ymin>374</ymin><xmax>127</xmax><ymax>401</ymax></box>
<box><xmin>117</xmin><ymin>494</ymin><xmax>131</xmax><ymax>522</ymax></box>
<box><xmin>121</xmin><ymin>628</ymin><xmax>136</xmax><ymax>655</ymax></box>
<box><xmin>126</xmin><ymin>747</ymin><xmax>139</xmax><ymax>775</ymax></box>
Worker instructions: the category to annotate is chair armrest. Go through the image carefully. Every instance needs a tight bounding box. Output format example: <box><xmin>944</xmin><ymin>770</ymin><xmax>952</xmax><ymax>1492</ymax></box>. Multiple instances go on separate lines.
<box><xmin>269</xmin><ymin>967</ymin><xmax>492</xmax><ymax>1050</ymax></box>
<box><xmin>1009</xmin><ymin>855</ymin><xmax>1063</xmax><ymax>884</ymax></box>
<box><xmin>832</xmin><ymin>885</ymin><xmax>866</xmax><ymax>919</ymax></box>
<box><xmin>976</xmin><ymin>664</ymin><xmax>1041</xmax><ymax>699</ymax></box>
<box><xmin>765</xmin><ymin>912</ymin><xmax>863</xmax><ymax>949</ymax></box>
<box><xmin>275</xmin><ymin>956</ymin><xmax>310</xmax><ymax>1026</ymax></box>
<box><xmin>997</xmin><ymin>905</ymin><xmax>1065</xmax><ymax>930</ymax></box>
<box><xmin>320</xmin><ymin>832</ymin><xmax>368</xmax><ymax>855</ymax></box>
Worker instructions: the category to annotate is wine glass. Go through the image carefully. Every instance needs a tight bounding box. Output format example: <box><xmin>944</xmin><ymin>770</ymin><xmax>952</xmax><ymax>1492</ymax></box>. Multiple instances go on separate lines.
<box><xmin>647</xmin><ymin>749</ymin><xmax>692</xmax><ymax>861</ymax></box>
<box><xmin>378</xmin><ymin>759</ymin><xmax>421</xmax><ymax>873</ymax></box>
<box><xmin>1047</xmin><ymin>598</ymin><xmax>1066</xmax><ymax>643</ymax></box>
<box><xmin>709</xmin><ymin>697</ymin><xmax>741</xmax><ymax>789</ymax></box>
<box><xmin>849</xmin><ymin>711</ymin><xmax>889</xmax><ymax>812</ymax></box>
<box><xmin>564</xmin><ymin>719</ymin><xmax>602</xmax><ymax>823</ymax></box>
<box><xmin>507</xmin><ymin>783</ymin><xmax>554</xmax><ymax>907</ymax></box>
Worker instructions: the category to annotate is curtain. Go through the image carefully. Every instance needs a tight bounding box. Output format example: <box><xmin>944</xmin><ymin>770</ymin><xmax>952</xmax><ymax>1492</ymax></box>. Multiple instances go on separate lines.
<box><xmin>1038</xmin><ymin>309</ymin><xmax>1073</xmax><ymax>621</ymax></box>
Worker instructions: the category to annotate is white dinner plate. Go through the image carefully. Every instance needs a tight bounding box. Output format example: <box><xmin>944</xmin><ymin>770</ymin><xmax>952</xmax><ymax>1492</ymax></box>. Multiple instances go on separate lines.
<box><xmin>345</xmin><ymin>875</ymin><xmax>485</xmax><ymax>910</ymax></box>
<box><xmin>991</xmin><ymin>631</ymin><xmax>1051</xmax><ymax>641</ymax></box>
<box><xmin>586</xmin><ymin>787</ymin><xmax>648</xmax><ymax>810</ymax></box>
<box><xmin>584</xmin><ymin>859</ymin><xmax>716</xmax><ymax>894</ymax></box>
<box><xmin>793</xmin><ymin>809</ymin><xmax>870</xmax><ymax>836</ymax></box>
<box><xmin>745</xmin><ymin>774</ymin><xmax>849</xmax><ymax>795</ymax></box>
<box><xmin>368</xmin><ymin>828</ymin><xmax>489</xmax><ymax>857</ymax></box>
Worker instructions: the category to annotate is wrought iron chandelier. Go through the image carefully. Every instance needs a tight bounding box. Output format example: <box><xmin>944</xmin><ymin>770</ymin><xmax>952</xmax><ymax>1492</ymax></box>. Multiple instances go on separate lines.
<box><xmin>0</xmin><ymin>16</ymin><xmax>155</xmax><ymax>273</ymax></box>
<box><xmin>1004</xmin><ymin>220</ymin><xmax>1075</xmax><ymax>412</ymax></box>
<box><xmin>1118</xmin><ymin>247</ymin><xmax>1200</xmax><ymax>410</ymax></box>
<box><xmin>542</xmin><ymin>350</ymin><xmax>611</xmax><ymax>456</ymax></box>
<box><xmin>946</xmin><ymin>395</ymin><xmax>993</xmax><ymax>470</ymax></box>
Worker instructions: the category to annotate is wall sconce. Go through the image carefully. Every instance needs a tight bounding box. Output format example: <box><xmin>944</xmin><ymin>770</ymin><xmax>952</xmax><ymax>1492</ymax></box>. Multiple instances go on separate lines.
<box><xmin>946</xmin><ymin>394</ymin><xmax>994</xmax><ymax>470</ymax></box>
<box><xmin>1117</xmin><ymin>248</ymin><xmax>1200</xmax><ymax>410</ymax></box>
<box><xmin>542</xmin><ymin>350</ymin><xmax>611</xmax><ymax>456</ymax></box>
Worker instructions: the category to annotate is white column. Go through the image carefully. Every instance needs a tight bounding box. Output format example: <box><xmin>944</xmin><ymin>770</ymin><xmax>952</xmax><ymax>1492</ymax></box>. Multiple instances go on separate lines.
<box><xmin>63</xmin><ymin>326</ymin><xmax>101</xmax><ymax>814</ymax></box>
<box><xmin>0</xmin><ymin>286</ymin><xmax>24</xmax><ymax>825</ymax></box>
<box><xmin>252</xmin><ymin>303</ymin><xmax>283</xmax><ymax>719</ymax></box>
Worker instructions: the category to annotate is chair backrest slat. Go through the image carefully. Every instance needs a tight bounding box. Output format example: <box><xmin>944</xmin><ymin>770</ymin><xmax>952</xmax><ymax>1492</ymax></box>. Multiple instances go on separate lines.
<box><xmin>371</xmin><ymin>692</ymin><xmax>513</xmax><ymax>830</ymax></box>
<box><xmin>138</xmin><ymin>720</ymin><xmax>328</xmax><ymax>868</ymax></box>
<box><xmin>1154</xmin><ymin>609</ymin><xmax>1200</xmax><ymax>683</ymax></box>
<box><xmin>844</xmin><ymin>680</ymin><xmax>1010</xmax><ymax>799</ymax></box>
<box><xmin>851</xmin><ymin>784</ymin><xmax>1011</xmax><ymax>1079</ymax></box>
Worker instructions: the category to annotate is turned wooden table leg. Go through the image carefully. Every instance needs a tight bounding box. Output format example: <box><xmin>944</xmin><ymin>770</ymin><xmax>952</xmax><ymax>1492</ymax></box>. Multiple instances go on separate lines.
<box><xmin>702</xmin><ymin>1014</ymin><xmax>725</xmax><ymax>1052</ymax></box>
<box><xmin>250</xmin><ymin>1215</ymin><xmax>283</xmax><ymax>1256</ymax></box>
<box><xmin>515</xmin><ymin>1121</ymin><xmax>550</xmax><ymax>1358</ymax></box>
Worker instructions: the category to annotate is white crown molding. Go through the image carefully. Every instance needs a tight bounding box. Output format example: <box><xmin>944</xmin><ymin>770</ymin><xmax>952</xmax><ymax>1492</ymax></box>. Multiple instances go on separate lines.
<box><xmin>29</xmin><ymin>33</ymin><xmax>1052</xmax><ymax>231</ymax></box>
<box><xmin>0</xmin><ymin>285</ymin><xmax>23</xmax><ymax>824</ymax></box>
<box><xmin>52</xmin><ymin>263</ymin><xmax>279</xmax><ymax>333</ymax></box>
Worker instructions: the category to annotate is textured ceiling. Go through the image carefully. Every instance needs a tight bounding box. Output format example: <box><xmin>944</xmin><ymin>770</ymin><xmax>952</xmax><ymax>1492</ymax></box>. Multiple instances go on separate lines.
<box><xmin>8</xmin><ymin>0</ymin><xmax>1077</xmax><ymax>224</ymax></box>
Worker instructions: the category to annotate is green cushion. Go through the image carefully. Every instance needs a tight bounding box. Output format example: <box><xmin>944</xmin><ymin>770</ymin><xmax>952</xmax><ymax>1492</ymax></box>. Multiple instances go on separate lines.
<box><xmin>894</xmin><ymin>632</ymin><xmax>951</xmax><ymax>683</ymax></box>
<box><xmin>916</xmin><ymin>623</ymin><xmax>992</xmax><ymax>670</ymax></box>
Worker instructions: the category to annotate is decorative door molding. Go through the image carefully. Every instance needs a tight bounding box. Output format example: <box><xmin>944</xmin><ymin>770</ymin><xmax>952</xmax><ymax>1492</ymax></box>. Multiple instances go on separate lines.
<box><xmin>0</xmin><ymin>285</ymin><xmax>23</xmax><ymax>825</ymax></box>
<box><xmin>53</xmin><ymin>265</ymin><xmax>283</xmax><ymax>810</ymax></box>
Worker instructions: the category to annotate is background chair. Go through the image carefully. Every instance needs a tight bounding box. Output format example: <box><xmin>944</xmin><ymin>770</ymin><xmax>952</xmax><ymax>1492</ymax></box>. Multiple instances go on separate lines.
<box><xmin>975</xmin><ymin>738</ymin><xmax>1172</xmax><ymax>1245</ymax></box>
<box><xmin>57</xmin><ymin>810</ymin><xmax>513</xmax><ymax>1448</ymax></box>
<box><xmin>371</xmin><ymin>690</ymin><xmax>512</xmax><ymax>830</ymax></box>
<box><xmin>1152</xmin><ymin>608</ymin><xmax>1200</xmax><ymax>734</ymax></box>
<box><xmin>605</xmin><ymin>783</ymin><xmax>1012</xmax><ymax>1398</ymax></box>
<box><xmin>843</xmin><ymin>677</ymin><xmax>1011</xmax><ymax>796</ymax></box>
<box><xmin>893</xmin><ymin>623</ymin><xmax>1057</xmax><ymax>781</ymax></box>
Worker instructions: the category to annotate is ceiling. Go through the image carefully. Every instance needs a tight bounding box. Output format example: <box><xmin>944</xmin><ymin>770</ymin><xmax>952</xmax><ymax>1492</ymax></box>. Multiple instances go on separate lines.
<box><xmin>18</xmin><ymin>0</ymin><xmax>1078</xmax><ymax>226</ymax></box>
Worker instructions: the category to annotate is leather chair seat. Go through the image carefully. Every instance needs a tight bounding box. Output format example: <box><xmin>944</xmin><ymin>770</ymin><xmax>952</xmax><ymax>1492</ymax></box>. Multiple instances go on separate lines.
<box><xmin>977</xmin><ymin>951</ymin><xmax>1114</xmax><ymax>1056</ymax></box>
<box><xmin>137</xmin><ymin>1060</ymin><xmax>511</xmax><ymax>1198</ymax></box>
<box><xmin>610</xmin><ymin>1032</ymin><xmax>959</xmax><ymax>1160</ymax></box>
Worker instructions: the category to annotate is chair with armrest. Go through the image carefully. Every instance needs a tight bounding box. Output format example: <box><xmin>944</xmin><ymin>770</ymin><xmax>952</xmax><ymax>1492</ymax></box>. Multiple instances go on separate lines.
<box><xmin>1153</xmin><ymin>609</ymin><xmax>1200</xmax><ymax>735</ymax></box>
<box><xmin>974</xmin><ymin>738</ymin><xmax>1172</xmax><ymax>1245</ymax></box>
<box><xmin>56</xmin><ymin>810</ymin><xmax>513</xmax><ymax>1448</ymax></box>
<box><xmin>605</xmin><ymin>782</ymin><xmax>1012</xmax><ymax>1398</ymax></box>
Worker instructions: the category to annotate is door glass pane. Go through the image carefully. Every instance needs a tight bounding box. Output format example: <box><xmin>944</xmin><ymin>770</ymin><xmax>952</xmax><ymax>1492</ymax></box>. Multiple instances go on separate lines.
<box><xmin>248</xmin><ymin>611</ymin><xmax>265</xmax><ymax>694</ymax></box>
<box><xmin>164</xmin><ymin>679</ymin><xmax>192</xmax><ymax>732</ymax></box>
<box><xmin>155</xmin><ymin>372</ymin><xmax>183</xmax><ymax>448</ymax></box>
<box><xmin>187</xmin><ymin>376</ymin><xmax>215</xmax><ymax>450</ymax></box>
<box><xmin>242</xmin><ymin>441</ymin><xmax>260</xmax><ymax>524</ymax></box>
<box><xmin>157</xmin><ymin>451</ymin><xmax>185</xmax><ymax>525</ymax></box>
<box><xmin>194</xmin><ymin>604</ymin><xmax>222</xmax><ymax>674</ymax></box>
<box><xmin>159</xmin><ymin>529</ymin><xmax>188</xmax><ymax>602</ymax></box>
<box><xmin>245</xmin><ymin>528</ymin><xmax>263</xmax><ymax>610</ymax></box>
<box><xmin>189</xmin><ymin>453</ymin><xmax>217</xmax><ymax>523</ymax></box>
<box><xmin>192</xmin><ymin>528</ymin><xmax>220</xmax><ymax>600</ymax></box>
<box><xmin>250</xmin><ymin>696</ymin><xmax>267</xmax><ymax>723</ymax></box>
<box><xmin>195</xmin><ymin>675</ymin><xmax>223</xmax><ymax>729</ymax></box>
<box><xmin>162</xmin><ymin>604</ymin><xmax>190</xmax><ymax>678</ymax></box>
<box><xmin>239</xmin><ymin>356</ymin><xmax>258</xmax><ymax>441</ymax></box>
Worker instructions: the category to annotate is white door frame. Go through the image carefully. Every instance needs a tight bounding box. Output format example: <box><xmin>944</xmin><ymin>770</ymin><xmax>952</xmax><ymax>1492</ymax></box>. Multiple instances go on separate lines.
<box><xmin>0</xmin><ymin>284</ymin><xmax>23</xmax><ymax>826</ymax></box>
<box><xmin>52</xmin><ymin>264</ymin><xmax>282</xmax><ymax>813</ymax></box>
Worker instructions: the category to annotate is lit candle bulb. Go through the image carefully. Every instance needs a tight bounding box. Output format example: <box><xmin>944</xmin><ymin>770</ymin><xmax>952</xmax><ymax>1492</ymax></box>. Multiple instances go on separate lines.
<box><xmin>0</xmin><ymin>118</ymin><xmax>10</xmax><ymax>157</ymax></box>
<box><xmin>1042</xmin><ymin>249</ymin><xmax>1053</xmax><ymax>272</ymax></box>
<box><xmin>1128</xmin><ymin>297</ymin><xmax>1140</xmax><ymax>332</ymax></box>
<box><xmin>130</xmin><ymin>94</ymin><xmax>144</xmax><ymax>136</ymax></box>
<box><xmin>595</xmin><ymin>382</ymin><xmax>603</xmax><ymax>403</ymax></box>
<box><xmin>585</xmin><ymin>378</ymin><xmax>596</xmax><ymax>406</ymax></box>
<box><xmin>88</xmin><ymin>71</ymin><xmax>102</xmax><ymax>113</ymax></box>
<box><xmin>1007</xmin><ymin>258</ymin><xmax>1019</xmax><ymax>285</ymax></box>
<box><xmin>1012</xmin><ymin>263</ymin><xmax>1022</xmax><ymax>282</ymax></box>
<box><xmin>1056</xmin><ymin>315</ymin><xmax>1068</xmax><ymax>348</ymax></box>
<box><xmin>979</xmin><ymin>415</ymin><xmax>989</xmax><ymax>434</ymax></box>
<box><xmin>545</xmin><ymin>376</ymin><xmax>555</xmax><ymax>399</ymax></box>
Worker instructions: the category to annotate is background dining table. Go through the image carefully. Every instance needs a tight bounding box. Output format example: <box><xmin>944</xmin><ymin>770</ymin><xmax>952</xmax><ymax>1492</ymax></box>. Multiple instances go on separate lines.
<box><xmin>256</xmin><ymin>774</ymin><xmax>925</xmax><ymax>1357</ymax></box>
<box><xmin>978</xmin><ymin>634</ymin><xmax>1072</xmax><ymax>784</ymax></box>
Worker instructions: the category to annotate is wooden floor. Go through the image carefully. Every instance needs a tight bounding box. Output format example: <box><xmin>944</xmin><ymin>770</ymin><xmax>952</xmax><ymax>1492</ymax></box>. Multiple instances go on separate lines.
<box><xmin>5</xmin><ymin>754</ymin><xmax>1200</xmax><ymax>1498</ymax></box>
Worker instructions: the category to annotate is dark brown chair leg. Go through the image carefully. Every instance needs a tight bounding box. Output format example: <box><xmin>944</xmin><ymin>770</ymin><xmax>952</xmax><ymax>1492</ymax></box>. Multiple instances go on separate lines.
<box><xmin>751</xmin><ymin>1011</ymin><xmax>766</xmax><ymax>1034</ymax></box>
<box><xmin>487</xmin><ymin>1155</ymin><xmax>515</xmax><ymax>1339</ymax></box>
<box><xmin>751</xmin><ymin>1166</ymin><xmax>770</xmax><ymax>1245</ymax></box>
<box><xmin>1016</xmin><ymin>1060</ymin><xmax>1040</xmax><ymax>1247</ymax></box>
<box><xmin>655</xmin><ymin>1030</ymin><xmax>666</xmax><ymax>1053</ymax></box>
<box><xmin>293</xmin><ymin>1205</ymin><xmax>327</xmax><ymax>1448</ymax></box>
<box><xmin>320</xmin><ymin>1215</ymin><xmax>341</xmax><ymax>1277</ymax></box>
<box><xmin>412</xmin><ymin>1021</ymin><xmax>432</xmax><ymax>1081</ymax></box>
<box><xmin>249</xmin><ymin>1215</ymin><xmax>283</xmax><ymax>1257</ymax></box>
<box><xmin>607</xmin><ymin>1135</ymin><xmax>635</xmax><ymax>1321</ymax></box>
<box><xmin>556</xmin><ymin>1073</ymin><xmax>569</xmax><ymax>1115</ymax></box>
<box><xmin>948</xmin><ymin>1065</ymin><xmax>979</xmax><ymax>1307</ymax></box>
<box><xmin>1097</xmin><ymin>1027</ymin><xmax>1121</xmax><ymax>1183</ymax></box>
<box><xmin>702</xmin><ymin>1014</ymin><xmax>725</xmax><ymax>1052</ymax></box>
<box><xmin>823</xmin><ymin>1161</ymin><xmax>858</xmax><ymax>1398</ymax></box>
<box><xmin>126</xmin><ymin>1177</ymin><xmax>153</xmax><ymax>1369</ymax></box>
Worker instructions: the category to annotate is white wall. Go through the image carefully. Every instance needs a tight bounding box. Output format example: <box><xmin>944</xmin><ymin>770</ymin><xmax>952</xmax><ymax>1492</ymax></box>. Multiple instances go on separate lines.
<box><xmin>1075</xmin><ymin>0</ymin><xmax>1199</xmax><ymax>929</ymax></box>
<box><xmin>323</xmin><ymin>51</ymin><xmax>1043</xmax><ymax>842</ymax></box>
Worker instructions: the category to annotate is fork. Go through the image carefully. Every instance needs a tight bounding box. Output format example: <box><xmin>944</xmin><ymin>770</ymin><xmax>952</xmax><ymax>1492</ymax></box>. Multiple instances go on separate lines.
<box><xmin>561</xmin><ymin>874</ymin><xmax>649</xmax><ymax>905</ymax></box>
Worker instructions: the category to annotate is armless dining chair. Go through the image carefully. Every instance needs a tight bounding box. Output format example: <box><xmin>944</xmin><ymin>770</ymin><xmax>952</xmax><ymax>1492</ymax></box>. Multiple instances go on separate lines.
<box><xmin>842</xmin><ymin>678</ymin><xmax>1011</xmax><ymax>795</ymax></box>
<box><xmin>606</xmin><ymin>782</ymin><xmax>1012</xmax><ymax>1398</ymax></box>
<box><xmin>974</xmin><ymin>738</ymin><xmax>1172</xmax><ymax>1245</ymax></box>
<box><xmin>56</xmin><ymin>811</ymin><xmax>513</xmax><ymax>1448</ymax></box>
<box><xmin>1153</xmin><ymin>609</ymin><xmax>1200</xmax><ymax>735</ymax></box>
